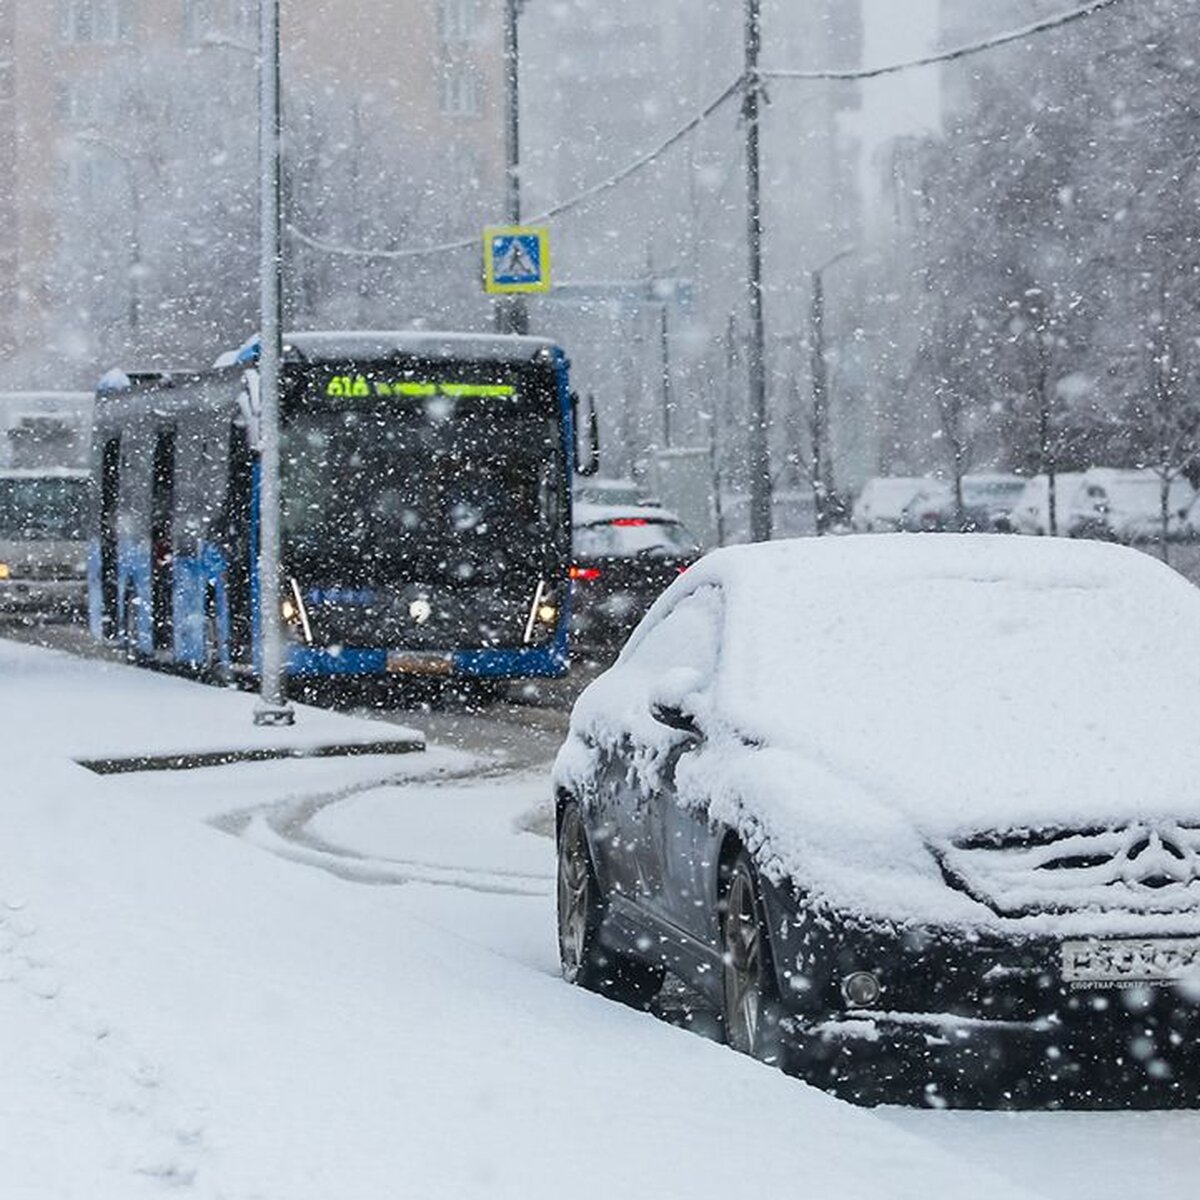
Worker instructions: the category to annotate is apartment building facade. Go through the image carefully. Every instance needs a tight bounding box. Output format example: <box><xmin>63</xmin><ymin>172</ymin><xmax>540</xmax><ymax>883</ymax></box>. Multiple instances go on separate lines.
<box><xmin>0</xmin><ymin>0</ymin><xmax>510</xmax><ymax>386</ymax></box>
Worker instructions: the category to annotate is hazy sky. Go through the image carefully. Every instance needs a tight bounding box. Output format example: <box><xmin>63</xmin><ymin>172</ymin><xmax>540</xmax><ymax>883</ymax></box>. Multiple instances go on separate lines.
<box><xmin>858</xmin><ymin>0</ymin><xmax>940</xmax><ymax>201</ymax></box>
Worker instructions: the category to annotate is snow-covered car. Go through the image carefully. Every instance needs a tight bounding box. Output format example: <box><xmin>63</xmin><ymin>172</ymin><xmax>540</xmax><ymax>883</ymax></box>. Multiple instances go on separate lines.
<box><xmin>554</xmin><ymin>535</ymin><xmax>1200</xmax><ymax>1107</ymax></box>
<box><xmin>1012</xmin><ymin>472</ymin><xmax>1085</xmax><ymax>535</ymax></box>
<box><xmin>850</xmin><ymin>476</ymin><xmax>930</xmax><ymax>532</ymax></box>
<box><xmin>1064</xmin><ymin>468</ymin><xmax>1194</xmax><ymax>542</ymax></box>
<box><xmin>900</xmin><ymin>473</ymin><xmax>1028</xmax><ymax>533</ymax></box>
<box><xmin>570</xmin><ymin>503</ymin><xmax>699</xmax><ymax>652</ymax></box>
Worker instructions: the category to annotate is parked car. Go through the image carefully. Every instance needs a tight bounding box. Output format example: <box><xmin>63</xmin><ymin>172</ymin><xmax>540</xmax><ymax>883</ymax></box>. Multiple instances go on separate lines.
<box><xmin>850</xmin><ymin>476</ymin><xmax>929</xmax><ymax>532</ymax></box>
<box><xmin>1065</xmin><ymin>468</ymin><xmax>1194</xmax><ymax>542</ymax></box>
<box><xmin>900</xmin><ymin>473</ymin><xmax>1028</xmax><ymax>532</ymax></box>
<box><xmin>570</xmin><ymin>503</ymin><xmax>700</xmax><ymax>651</ymax></box>
<box><xmin>554</xmin><ymin>535</ymin><xmax>1200</xmax><ymax>1107</ymax></box>
<box><xmin>0</xmin><ymin>467</ymin><xmax>89</xmax><ymax>620</ymax></box>
<box><xmin>1012</xmin><ymin>472</ymin><xmax>1085</xmax><ymax>536</ymax></box>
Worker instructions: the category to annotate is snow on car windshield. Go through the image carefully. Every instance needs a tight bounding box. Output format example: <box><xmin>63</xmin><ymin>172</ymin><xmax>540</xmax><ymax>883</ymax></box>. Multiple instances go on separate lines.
<box><xmin>700</xmin><ymin>536</ymin><xmax>1200</xmax><ymax>840</ymax></box>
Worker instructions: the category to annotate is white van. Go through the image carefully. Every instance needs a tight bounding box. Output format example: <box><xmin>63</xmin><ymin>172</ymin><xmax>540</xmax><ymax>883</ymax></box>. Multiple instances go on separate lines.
<box><xmin>0</xmin><ymin>468</ymin><xmax>89</xmax><ymax>618</ymax></box>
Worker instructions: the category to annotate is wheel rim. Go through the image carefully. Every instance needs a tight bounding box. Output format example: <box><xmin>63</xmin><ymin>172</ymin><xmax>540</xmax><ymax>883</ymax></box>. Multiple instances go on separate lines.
<box><xmin>557</xmin><ymin>810</ymin><xmax>591</xmax><ymax>983</ymax></box>
<box><xmin>723</xmin><ymin>865</ymin><xmax>763</xmax><ymax>1053</ymax></box>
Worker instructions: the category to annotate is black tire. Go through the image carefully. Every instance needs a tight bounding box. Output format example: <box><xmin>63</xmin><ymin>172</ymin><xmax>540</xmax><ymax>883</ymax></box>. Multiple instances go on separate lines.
<box><xmin>556</xmin><ymin>799</ymin><xmax>664</xmax><ymax>1009</ymax></box>
<box><xmin>122</xmin><ymin>596</ymin><xmax>144</xmax><ymax>665</ymax></box>
<box><xmin>720</xmin><ymin>849</ymin><xmax>783</xmax><ymax>1064</ymax></box>
<box><xmin>203</xmin><ymin>595</ymin><xmax>232</xmax><ymax>686</ymax></box>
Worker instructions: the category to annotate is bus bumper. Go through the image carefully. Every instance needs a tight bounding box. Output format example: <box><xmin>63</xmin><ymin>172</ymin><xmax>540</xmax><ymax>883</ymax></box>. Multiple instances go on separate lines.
<box><xmin>283</xmin><ymin>643</ymin><xmax>569</xmax><ymax>679</ymax></box>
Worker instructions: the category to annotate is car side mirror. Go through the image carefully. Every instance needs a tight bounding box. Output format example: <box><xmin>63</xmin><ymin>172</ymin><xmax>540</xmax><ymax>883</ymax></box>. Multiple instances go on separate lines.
<box><xmin>650</xmin><ymin>701</ymin><xmax>702</xmax><ymax>739</ymax></box>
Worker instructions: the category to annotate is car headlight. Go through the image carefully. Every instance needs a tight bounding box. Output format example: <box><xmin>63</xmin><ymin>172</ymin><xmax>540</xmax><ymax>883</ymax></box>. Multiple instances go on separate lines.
<box><xmin>0</xmin><ymin>562</ymin><xmax>8</xmax><ymax>580</ymax></box>
<box><xmin>841</xmin><ymin>971</ymin><xmax>883</xmax><ymax>1008</ymax></box>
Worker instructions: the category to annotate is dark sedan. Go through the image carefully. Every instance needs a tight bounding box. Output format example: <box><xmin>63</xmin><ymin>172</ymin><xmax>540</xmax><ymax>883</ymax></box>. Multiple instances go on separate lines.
<box><xmin>553</xmin><ymin>535</ymin><xmax>1200</xmax><ymax>1107</ymax></box>
<box><xmin>569</xmin><ymin>504</ymin><xmax>699</xmax><ymax>653</ymax></box>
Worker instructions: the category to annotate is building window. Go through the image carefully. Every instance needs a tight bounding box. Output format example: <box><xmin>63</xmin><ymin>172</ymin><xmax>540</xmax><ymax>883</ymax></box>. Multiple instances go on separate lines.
<box><xmin>439</xmin><ymin>64</ymin><xmax>482</xmax><ymax>118</ymax></box>
<box><xmin>61</xmin><ymin>153</ymin><xmax>123</xmax><ymax>207</ymax></box>
<box><xmin>54</xmin><ymin>82</ymin><xmax>103</xmax><ymax>124</ymax></box>
<box><xmin>438</xmin><ymin>0</ymin><xmax>482</xmax><ymax>44</ymax></box>
<box><xmin>182</xmin><ymin>0</ymin><xmax>257</xmax><ymax>46</ymax></box>
<box><xmin>59</xmin><ymin>0</ymin><xmax>129</xmax><ymax>45</ymax></box>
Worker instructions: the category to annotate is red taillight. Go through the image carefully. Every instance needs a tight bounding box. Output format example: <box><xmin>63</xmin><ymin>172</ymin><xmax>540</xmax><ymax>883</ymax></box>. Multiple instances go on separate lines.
<box><xmin>676</xmin><ymin>564</ymin><xmax>689</xmax><ymax>574</ymax></box>
<box><xmin>570</xmin><ymin>565</ymin><xmax>601</xmax><ymax>581</ymax></box>
<box><xmin>610</xmin><ymin>517</ymin><xmax>650</xmax><ymax>527</ymax></box>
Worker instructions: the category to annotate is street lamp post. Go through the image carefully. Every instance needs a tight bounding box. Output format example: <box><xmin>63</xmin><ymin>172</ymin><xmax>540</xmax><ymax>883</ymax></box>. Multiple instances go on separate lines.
<box><xmin>254</xmin><ymin>0</ymin><xmax>293</xmax><ymax>726</ymax></box>
<box><xmin>496</xmin><ymin>0</ymin><xmax>529</xmax><ymax>336</ymax></box>
<box><xmin>809</xmin><ymin>245</ymin><xmax>854</xmax><ymax>535</ymax></box>
<box><xmin>743</xmin><ymin>0</ymin><xmax>770</xmax><ymax>543</ymax></box>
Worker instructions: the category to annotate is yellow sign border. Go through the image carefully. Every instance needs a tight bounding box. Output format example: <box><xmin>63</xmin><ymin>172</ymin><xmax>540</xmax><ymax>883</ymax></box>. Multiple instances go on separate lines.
<box><xmin>483</xmin><ymin>225</ymin><xmax>551</xmax><ymax>294</ymax></box>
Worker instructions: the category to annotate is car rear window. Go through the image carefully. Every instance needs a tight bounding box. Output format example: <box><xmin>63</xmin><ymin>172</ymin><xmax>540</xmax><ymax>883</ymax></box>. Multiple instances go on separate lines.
<box><xmin>574</xmin><ymin>519</ymin><xmax>699</xmax><ymax>559</ymax></box>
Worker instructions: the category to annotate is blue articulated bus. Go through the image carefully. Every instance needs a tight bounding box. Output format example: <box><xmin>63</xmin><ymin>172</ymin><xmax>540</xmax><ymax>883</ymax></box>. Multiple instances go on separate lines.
<box><xmin>89</xmin><ymin>330</ymin><xmax>586</xmax><ymax>685</ymax></box>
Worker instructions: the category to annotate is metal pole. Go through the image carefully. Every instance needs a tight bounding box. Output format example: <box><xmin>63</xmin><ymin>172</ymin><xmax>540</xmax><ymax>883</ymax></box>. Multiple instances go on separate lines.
<box><xmin>496</xmin><ymin>0</ymin><xmax>529</xmax><ymax>336</ymax></box>
<box><xmin>743</xmin><ymin>0</ymin><xmax>770</xmax><ymax>542</ymax></box>
<box><xmin>660</xmin><ymin>303</ymin><xmax>673</xmax><ymax>448</ymax></box>
<box><xmin>255</xmin><ymin>0</ymin><xmax>293</xmax><ymax>725</ymax></box>
<box><xmin>809</xmin><ymin>269</ymin><xmax>827</xmax><ymax>534</ymax></box>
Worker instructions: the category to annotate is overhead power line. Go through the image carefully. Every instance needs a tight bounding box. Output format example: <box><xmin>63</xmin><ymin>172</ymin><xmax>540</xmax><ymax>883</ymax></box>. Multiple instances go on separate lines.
<box><xmin>289</xmin><ymin>0</ymin><xmax>1129</xmax><ymax>262</ymax></box>
<box><xmin>287</xmin><ymin>75</ymin><xmax>745</xmax><ymax>262</ymax></box>
<box><xmin>762</xmin><ymin>0</ymin><xmax>1126</xmax><ymax>82</ymax></box>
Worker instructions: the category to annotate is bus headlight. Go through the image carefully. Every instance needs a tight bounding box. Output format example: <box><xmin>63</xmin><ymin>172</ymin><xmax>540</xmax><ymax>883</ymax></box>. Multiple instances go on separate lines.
<box><xmin>282</xmin><ymin>576</ymin><xmax>314</xmax><ymax>645</ymax></box>
<box><xmin>523</xmin><ymin>580</ymin><xmax>559</xmax><ymax>645</ymax></box>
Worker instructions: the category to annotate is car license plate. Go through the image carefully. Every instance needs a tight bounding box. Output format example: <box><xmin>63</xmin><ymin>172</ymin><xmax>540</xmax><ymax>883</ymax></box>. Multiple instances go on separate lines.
<box><xmin>1061</xmin><ymin>937</ymin><xmax>1200</xmax><ymax>987</ymax></box>
<box><xmin>386</xmin><ymin>651</ymin><xmax>452</xmax><ymax>676</ymax></box>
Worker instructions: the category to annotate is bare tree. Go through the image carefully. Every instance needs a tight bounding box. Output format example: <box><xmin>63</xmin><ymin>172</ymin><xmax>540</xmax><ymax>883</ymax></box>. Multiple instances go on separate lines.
<box><xmin>1124</xmin><ymin>280</ymin><xmax>1200</xmax><ymax>560</ymax></box>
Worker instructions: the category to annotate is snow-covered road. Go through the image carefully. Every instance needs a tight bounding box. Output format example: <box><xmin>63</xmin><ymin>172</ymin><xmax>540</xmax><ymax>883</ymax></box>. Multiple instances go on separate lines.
<box><xmin>1</xmin><ymin>636</ymin><xmax>1198</xmax><ymax>1199</ymax></box>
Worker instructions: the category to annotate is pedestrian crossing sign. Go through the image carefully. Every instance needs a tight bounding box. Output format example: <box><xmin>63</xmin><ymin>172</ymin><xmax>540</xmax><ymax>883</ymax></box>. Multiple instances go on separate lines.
<box><xmin>483</xmin><ymin>225</ymin><xmax>551</xmax><ymax>294</ymax></box>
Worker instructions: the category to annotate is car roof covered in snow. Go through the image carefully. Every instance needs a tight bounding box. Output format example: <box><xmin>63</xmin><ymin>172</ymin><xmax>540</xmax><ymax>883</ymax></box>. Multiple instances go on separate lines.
<box><xmin>566</xmin><ymin>535</ymin><xmax>1200</xmax><ymax>868</ymax></box>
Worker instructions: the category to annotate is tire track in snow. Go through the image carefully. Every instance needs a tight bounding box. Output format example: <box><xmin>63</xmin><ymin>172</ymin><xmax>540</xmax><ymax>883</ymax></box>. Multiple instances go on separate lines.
<box><xmin>211</xmin><ymin>760</ymin><xmax>554</xmax><ymax>896</ymax></box>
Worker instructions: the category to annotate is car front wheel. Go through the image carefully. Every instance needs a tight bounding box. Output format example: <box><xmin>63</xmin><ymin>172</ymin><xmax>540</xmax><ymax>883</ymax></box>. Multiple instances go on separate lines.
<box><xmin>556</xmin><ymin>799</ymin><xmax>664</xmax><ymax>1009</ymax></box>
<box><xmin>720</xmin><ymin>850</ymin><xmax>782</xmax><ymax>1063</ymax></box>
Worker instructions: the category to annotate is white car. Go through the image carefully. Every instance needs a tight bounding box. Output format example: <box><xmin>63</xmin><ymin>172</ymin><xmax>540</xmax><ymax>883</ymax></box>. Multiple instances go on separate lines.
<box><xmin>850</xmin><ymin>476</ymin><xmax>930</xmax><ymax>532</ymax></box>
<box><xmin>1012</xmin><ymin>472</ymin><xmax>1085</xmax><ymax>536</ymax></box>
<box><xmin>554</xmin><ymin>534</ymin><xmax>1200</xmax><ymax>1106</ymax></box>
<box><xmin>1064</xmin><ymin>468</ymin><xmax>1194</xmax><ymax>542</ymax></box>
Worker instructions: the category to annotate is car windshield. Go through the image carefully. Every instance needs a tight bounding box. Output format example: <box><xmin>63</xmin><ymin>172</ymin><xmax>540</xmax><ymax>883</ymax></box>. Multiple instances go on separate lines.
<box><xmin>574</xmin><ymin>518</ymin><xmax>699</xmax><ymax>558</ymax></box>
<box><xmin>0</xmin><ymin>476</ymin><xmax>87</xmax><ymax>540</ymax></box>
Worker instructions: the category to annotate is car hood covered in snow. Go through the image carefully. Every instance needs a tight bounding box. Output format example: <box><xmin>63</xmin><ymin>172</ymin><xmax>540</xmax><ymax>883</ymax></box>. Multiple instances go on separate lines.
<box><xmin>558</xmin><ymin>535</ymin><xmax>1200</xmax><ymax>932</ymax></box>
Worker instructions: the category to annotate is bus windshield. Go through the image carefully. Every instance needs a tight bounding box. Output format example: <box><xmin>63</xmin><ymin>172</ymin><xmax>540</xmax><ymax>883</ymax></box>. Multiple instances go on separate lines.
<box><xmin>0</xmin><ymin>476</ymin><xmax>88</xmax><ymax>541</ymax></box>
<box><xmin>280</xmin><ymin>363</ymin><xmax>564</xmax><ymax>584</ymax></box>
